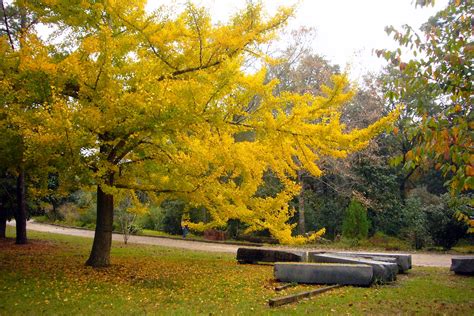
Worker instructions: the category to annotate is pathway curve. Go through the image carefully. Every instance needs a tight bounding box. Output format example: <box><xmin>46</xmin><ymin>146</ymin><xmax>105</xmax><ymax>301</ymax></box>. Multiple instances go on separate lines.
<box><xmin>8</xmin><ymin>221</ymin><xmax>458</xmax><ymax>267</ymax></box>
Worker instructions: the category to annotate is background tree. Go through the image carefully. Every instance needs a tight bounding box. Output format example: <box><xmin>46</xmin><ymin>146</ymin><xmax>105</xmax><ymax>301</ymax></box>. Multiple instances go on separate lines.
<box><xmin>0</xmin><ymin>169</ymin><xmax>16</xmax><ymax>238</ymax></box>
<box><xmin>342</xmin><ymin>198</ymin><xmax>369</xmax><ymax>240</ymax></box>
<box><xmin>266</xmin><ymin>29</ymin><xmax>410</xmax><ymax>239</ymax></box>
<box><xmin>266</xmin><ymin>27</ymin><xmax>340</xmax><ymax>235</ymax></box>
<box><xmin>0</xmin><ymin>0</ymin><xmax>64</xmax><ymax>244</ymax></box>
<box><xmin>114</xmin><ymin>190</ymin><xmax>145</xmax><ymax>244</ymax></box>
<box><xmin>380</xmin><ymin>0</ymin><xmax>472</xmax><ymax>197</ymax></box>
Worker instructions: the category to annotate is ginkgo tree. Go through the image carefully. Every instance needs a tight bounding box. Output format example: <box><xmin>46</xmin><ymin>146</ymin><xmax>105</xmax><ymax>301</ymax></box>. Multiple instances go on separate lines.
<box><xmin>379</xmin><ymin>0</ymin><xmax>472</xmax><ymax>227</ymax></box>
<box><xmin>23</xmin><ymin>0</ymin><xmax>399</xmax><ymax>267</ymax></box>
<box><xmin>0</xmin><ymin>0</ymin><xmax>67</xmax><ymax>244</ymax></box>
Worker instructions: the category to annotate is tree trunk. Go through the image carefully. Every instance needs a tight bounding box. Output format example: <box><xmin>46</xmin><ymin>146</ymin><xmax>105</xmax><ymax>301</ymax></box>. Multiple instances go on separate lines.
<box><xmin>297</xmin><ymin>170</ymin><xmax>306</xmax><ymax>235</ymax></box>
<box><xmin>15</xmin><ymin>169</ymin><xmax>27</xmax><ymax>244</ymax></box>
<box><xmin>0</xmin><ymin>216</ymin><xmax>6</xmax><ymax>239</ymax></box>
<box><xmin>399</xmin><ymin>180</ymin><xmax>407</xmax><ymax>201</ymax></box>
<box><xmin>399</xmin><ymin>167</ymin><xmax>416</xmax><ymax>201</ymax></box>
<box><xmin>86</xmin><ymin>174</ymin><xmax>114</xmax><ymax>267</ymax></box>
<box><xmin>0</xmin><ymin>198</ymin><xmax>6</xmax><ymax>238</ymax></box>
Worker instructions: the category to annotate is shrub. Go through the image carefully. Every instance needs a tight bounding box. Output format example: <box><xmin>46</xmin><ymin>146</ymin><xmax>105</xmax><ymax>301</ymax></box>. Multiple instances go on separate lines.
<box><xmin>137</xmin><ymin>206</ymin><xmax>165</xmax><ymax>231</ymax></box>
<box><xmin>303</xmin><ymin>190</ymin><xmax>346</xmax><ymax>240</ymax></box>
<box><xmin>368</xmin><ymin>201</ymin><xmax>405</xmax><ymax>237</ymax></box>
<box><xmin>77</xmin><ymin>206</ymin><xmax>96</xmax><ymax>228</ymax></box>
<box><xmin>226</xmin><ymin>219</ymin><xmax>245</xmax><ymax>239</ymax></box>
<box><xmin>50</xmin><ymin>203</ymin><xmax>76</xmax><ymax>224</ymax></box>
<box><xmin>342</xmin><ymin>199</ymin><xmax>369</xmax><ymax>240</ymax></box>
<box><xmin>426</xmin><ymin>196</ymin><xmax>468</xmax><ymax>250</ymax></box>
<box><xmin>399</xmin><ymin>197</ymin><xmax>432</xmax><ymax>249</ymax></box>
<box><xmin>161</xmin><ymin>200</ymin><xmax>185</xmax><ymax>235</ymax></box>
<box><xmin>63</xmin><ymin>190</ymin><xmax>96</xmax><ymax>227</ymax></box>
<box><xmin>401</xmin><ymin>190</ymin><xmax>468</xmax><ymax>250</ymax></box>
<box><xmin>365</xmin><ymin>231</ymin><xmax>409</xmax><ymax>251</ymax></box>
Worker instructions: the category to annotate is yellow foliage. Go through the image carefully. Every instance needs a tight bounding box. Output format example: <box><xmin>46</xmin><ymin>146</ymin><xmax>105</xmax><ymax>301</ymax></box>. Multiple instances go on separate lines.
<box><xmin>2</xmin><ymin>0</ymin><xmax>400</xmax><ymax>245</ymax></box>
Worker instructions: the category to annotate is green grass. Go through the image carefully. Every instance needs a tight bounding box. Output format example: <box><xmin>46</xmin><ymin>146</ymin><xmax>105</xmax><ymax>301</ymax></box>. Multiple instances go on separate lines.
<box><xmin>2</xmin><ymin>227</ymin><xmax>473</xmax><ymax>315</ymax></box>
<box><xmin>139</xmin><ymin>228</ymin><xmax>202</xmax><ymax>240</ymax></box>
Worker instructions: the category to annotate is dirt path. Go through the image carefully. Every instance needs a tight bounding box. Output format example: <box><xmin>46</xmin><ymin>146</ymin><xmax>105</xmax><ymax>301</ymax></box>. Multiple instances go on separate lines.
<box><xmin>8</xmin><ymin>221</ymin><xmax>458</xmax><ymax>267</ymax></box>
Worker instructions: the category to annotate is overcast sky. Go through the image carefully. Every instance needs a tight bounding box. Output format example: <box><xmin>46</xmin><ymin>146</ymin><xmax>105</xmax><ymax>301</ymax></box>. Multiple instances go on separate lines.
<box><xmin>147</xmin><ymin>0</ymin><xmax>449</xmax><ymax>82</ymax></box>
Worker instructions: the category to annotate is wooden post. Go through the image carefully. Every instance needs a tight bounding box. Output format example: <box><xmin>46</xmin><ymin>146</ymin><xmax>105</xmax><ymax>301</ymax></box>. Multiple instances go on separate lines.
<box><xmin>269</xmin><ymin>284</ymin><xmax>343</xmax><ymax>307</ymax></box>
<box><xmin>274</xmin><ymin>283</ymin><xmax>297</xmax><ymax>292</ymax></box>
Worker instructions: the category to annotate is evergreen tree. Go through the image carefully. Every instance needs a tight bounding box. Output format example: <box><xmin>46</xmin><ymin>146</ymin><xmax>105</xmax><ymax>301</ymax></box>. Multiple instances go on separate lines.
<box><xmin>342</xmin><ymin>199</ymin><xmax>369</xmax><ymax>240</ymax></box>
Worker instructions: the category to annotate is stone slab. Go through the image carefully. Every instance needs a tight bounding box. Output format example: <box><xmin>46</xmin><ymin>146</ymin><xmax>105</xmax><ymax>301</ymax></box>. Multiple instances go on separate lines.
<box><xmin>335</xmin><ymin>252</ymin><xmax>412</xmax><ymax>273</ymax></box>
<box><xmin>308</xmin><ymin>253</ymin><xmax>397</xmax><ymax>283</ymax></box>
<box><xmin>274</xmin><ymin>262</ymin><xmax>373</xmax><ymax>286</ymax></box>
<box><xmin>450</xmin><ymin>256</ymin><xmax>474</xmax><ymax>275</ymax></box>
<box><xmin>237</xmin><ymin>247</ymin><xmax>306</xmax><ymax>264</ymax></box>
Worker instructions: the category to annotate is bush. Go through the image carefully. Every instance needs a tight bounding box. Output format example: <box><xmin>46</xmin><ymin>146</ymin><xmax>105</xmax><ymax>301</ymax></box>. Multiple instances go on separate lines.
<box><xmin>342</xmin><ymin>199</ymin><xmax>369</xmax><ymax>240</ymax></box>
<box><xmin>44</xmin><ymin>206</ymin><xmax>64</xmax><ymax>222</ymax></box>
<box><xmin>303</xmin><ymin>190</ymin><xmax>346</xmax><ymax>240</ymax></box>
<box><xmin>364</xmin><ymin>231</ymin><xmax>409</xmax><ymax>251</ymax></box>
<box><xmin>352</xmin><ymin>161</ymin><xmax>404</xmax><ymax>236</ymax></box>
<box><xmin>401</xmin><ymin>190</ymin><xmax>468</xmax><ymax>250</ymax></box>
<box><xmin>61</xmin><ymin>190</ymin><xmax>96</xmax><ymax>227</ymax></box>
<box><xmin>426</xmin><ymin>197</ymin><xmax>468</xmax><ymax>250</ymax></box>
<box><xmin>77</xmin><ymin>206</ymin><xmax>96</xmax><ymax>228</ymax></box>
<box><xmin>368</xmin><ymin>201</ymin><xmax>405</xmax><ymax>237</ymax></box>
<box><xmin>161</xmin><ymin>200</ymin><xmax>185</xmax><ymax>235</ymax></box>
<box><xmin>136</xmin><ymin>201</ymin><xmax>210</xmax><ymax>236</ymax></box>
<box><xmin>137</xmin><ymin>206</ymin><xmax>165</xmax><ymax>231</ymax></box>
<box><xmin>226</xmin><ymin>219</ymin><xmax>245</xmax><ymax>239</ymax></box>
<box><xmin>399</xmin><ymin>197</ymin><xmax>432</xmax><ymax>250</ymax></box>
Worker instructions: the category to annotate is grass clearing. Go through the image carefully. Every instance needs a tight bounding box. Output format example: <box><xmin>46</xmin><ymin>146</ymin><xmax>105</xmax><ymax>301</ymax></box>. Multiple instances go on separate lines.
<box><xmin>1</xmin><ymin>227</ymin><xmax>473</xmax><ymax>315</ymax></box>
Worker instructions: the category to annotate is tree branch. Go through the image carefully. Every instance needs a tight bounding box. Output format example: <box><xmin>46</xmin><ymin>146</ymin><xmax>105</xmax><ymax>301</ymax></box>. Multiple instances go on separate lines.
<box><xmin>107</xmin><ymin>139</ymin><xmax>126</xmax><ymax>162</ymax></box>
<box><xmin>1</xmin><ymin>0</ymin><xmax>15</xmax><ymax>50</ymax></box>
<box><xmin>114</xmin><ymin>182</ymin><xmax>200</xmax><ymax>194</ymax></box>
<box><xmin>156</xmin><ymin>59</ymin><xmax>223</xmax><ymax>81</ymax></box>
<box><xmin>113</xmin><ymin>137</ymin><xmax>151</xmax><ymax>165</ymax></box>
<box><xmin>112</xmin><ymin>10</ymin><xmax>178</xmax><ymax>70</ymax></box>
<box><xmin>189</xmin><ymin>6</ymin><xmax>203</xmax><ymax>67</ymax></box>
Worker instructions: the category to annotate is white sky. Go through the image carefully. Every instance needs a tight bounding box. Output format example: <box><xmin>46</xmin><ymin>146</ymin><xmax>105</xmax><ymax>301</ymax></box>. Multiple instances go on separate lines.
<box><xmin>146</xmin><ymin>0</ymin><xmax>449</xmax><ymax>82</ymax></box>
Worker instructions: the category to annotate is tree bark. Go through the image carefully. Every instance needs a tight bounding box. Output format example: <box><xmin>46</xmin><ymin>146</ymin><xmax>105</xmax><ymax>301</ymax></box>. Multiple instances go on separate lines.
<box><xmin>0</xmin><ymin>216</ymin><xmax>6</xmax><ymax>239</ymax></box>
<box><xmin>15</xmin><ymin>169</ymin><xmax>27</xmax><ymax>244</ymax></box>
<box><xmin>297</xmin><ymin>169</ymin><xmax>306</xmax><ymax>235</ymax></box>
<box><xmin>86</xmin><ymin>173</ymin><xmax>114</xmax><ymax>267</ymax></box>
<box><xmin>0</xmin><ymin>198</ymin><xmax>6</xmax><ymax>238</ymax></box>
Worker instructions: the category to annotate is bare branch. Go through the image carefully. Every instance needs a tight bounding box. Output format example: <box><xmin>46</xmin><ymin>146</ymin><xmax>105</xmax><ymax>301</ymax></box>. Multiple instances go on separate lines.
<box><xmin>93</xmin><ymin>56</ymin><xmax>106</xmax><ymax>90</ymax></box>
<box><xmin>1</xmin><ymin>0</ymin><xmax>15</xmax><ymax>50</ymax></box>
<box><xmin>189</xmin><ymin>6</ymin><xmax>203</xmax><ymax>67</ymax></box>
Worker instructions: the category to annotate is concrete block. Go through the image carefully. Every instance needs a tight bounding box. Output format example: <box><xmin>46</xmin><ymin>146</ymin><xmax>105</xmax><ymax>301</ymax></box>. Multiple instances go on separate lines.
<box><xmin>335</xmin><ymin>252</ymin><xmax>412</xmax><ymax>273</ymax></box>
<box><xmin>308</xmin><ymin>253</ymin><xmax>397</xmax><ymax>283</ymax></box>
<box><xmin>236</xmin><ymin>247</ymin><xmax>306</xmax><ymax>264</ymax></box>
<box><xmin>450</xmin><ymin>256</ymin><xmax>474</xmax><ymax>275</ymax></box>
<box><xmin>274</xmin><ymin>262</ymin><xmax>373</xmax><ymax>286</ymax></box>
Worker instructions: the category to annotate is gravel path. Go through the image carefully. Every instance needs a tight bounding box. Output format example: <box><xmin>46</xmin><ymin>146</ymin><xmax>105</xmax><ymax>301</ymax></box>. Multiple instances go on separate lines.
<box><xmin>8</xmin><ymin>221</ymin><xmax>459</xmax><ymax>267</ymax></box>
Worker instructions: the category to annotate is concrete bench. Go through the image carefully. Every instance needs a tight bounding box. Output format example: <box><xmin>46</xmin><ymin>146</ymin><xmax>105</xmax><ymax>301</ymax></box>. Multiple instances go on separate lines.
<box><xmin>308</xmin><ymin>252</ymin><xmax>397</xmax><ymax>283</ymax></box>
<box><xmin>450</xmin><ymin>256</ymin><xmax>474</xmax><ymax>275</ymax></box>
<box><xmin>334</xmin><ymin>252</ymin><xmax>412</xmax><ymax>273</ymax></box>
<box><xmin>236</xmin><ymin>247</ymin><xmax>307</xmax><ymax>264</ymax></box>
<box><xmin>274</xmin><ymin>262</ymin><xmax>373</xmax><ymax>286</ymax></box>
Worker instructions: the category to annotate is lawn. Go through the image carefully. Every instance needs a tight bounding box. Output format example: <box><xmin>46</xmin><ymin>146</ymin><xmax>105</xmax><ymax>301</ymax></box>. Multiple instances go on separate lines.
<box><xmin>1</xmin><ymin>227</ymin><xmax>473</xmax><ymax>315</ymax></box>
